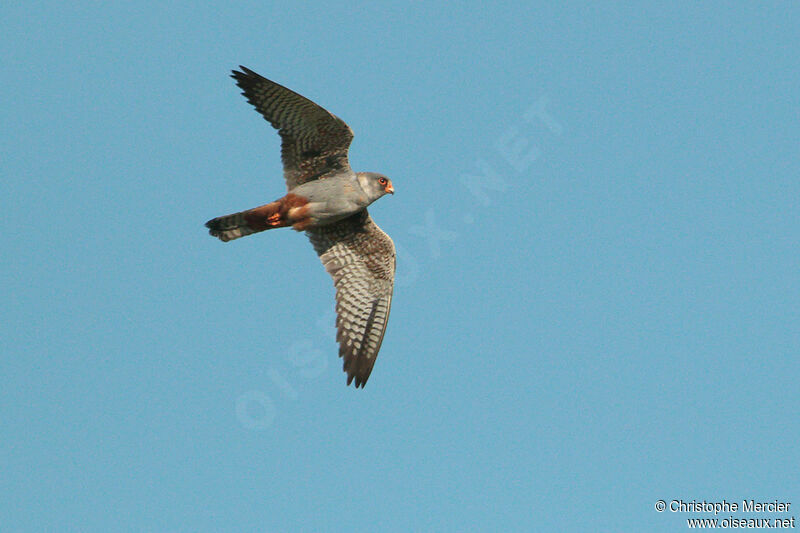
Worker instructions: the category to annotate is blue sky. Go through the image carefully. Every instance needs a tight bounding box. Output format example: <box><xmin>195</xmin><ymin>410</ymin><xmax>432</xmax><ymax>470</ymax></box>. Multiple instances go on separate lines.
<box><xmin>2</xmin><ymin>2</ymin><xmax>798</xmax><ymax>531</ymax></box>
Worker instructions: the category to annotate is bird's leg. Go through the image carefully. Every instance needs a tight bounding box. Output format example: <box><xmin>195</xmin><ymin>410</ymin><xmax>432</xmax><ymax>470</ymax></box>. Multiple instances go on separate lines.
<box><xmin>288</xmin><ymin>204</ymin><xmax>316</xmax><ymax>231</ymax></box>
<box><xmin>287</xmin><ymin>205</ymin><xmax>311</xmax><ymax>220</ymax></box>
<box><xmin>292</xmin><ymin>218</ymin><xmax>314</xmax><ymax>231</ymax></box>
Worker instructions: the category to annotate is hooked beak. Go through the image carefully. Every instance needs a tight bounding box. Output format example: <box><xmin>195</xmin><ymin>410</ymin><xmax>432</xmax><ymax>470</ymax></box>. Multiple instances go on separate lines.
<box><xmin>385</xmin><ymin>181</ymin><xmax>394</xmax><ymax>194</ymax></box>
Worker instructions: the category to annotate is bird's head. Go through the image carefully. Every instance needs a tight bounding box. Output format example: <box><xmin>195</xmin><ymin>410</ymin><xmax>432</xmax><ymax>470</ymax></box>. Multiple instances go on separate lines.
<box><xmin>357</xmin><ymin>172</ymin><xmax>394</xmax><ymax>201</ymax></box>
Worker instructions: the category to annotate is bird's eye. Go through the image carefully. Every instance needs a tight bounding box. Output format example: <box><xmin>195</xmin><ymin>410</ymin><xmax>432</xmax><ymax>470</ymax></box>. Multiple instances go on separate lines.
<box><xmin>379</xmin><ymin>177</ymin><xmax>387</xmax><ymax>184</ymax></box>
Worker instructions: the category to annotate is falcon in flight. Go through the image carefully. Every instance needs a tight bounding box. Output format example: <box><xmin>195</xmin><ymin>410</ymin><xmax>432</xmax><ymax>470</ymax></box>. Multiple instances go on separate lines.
<box><xmin>205</xmin><ymin>66</ymin><xmax>396</xmax><ymax>388</ymax></box>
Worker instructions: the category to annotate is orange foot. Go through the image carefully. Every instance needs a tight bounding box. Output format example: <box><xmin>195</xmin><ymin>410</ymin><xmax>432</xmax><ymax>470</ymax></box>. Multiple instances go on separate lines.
<box><xmin>266</xmin><ymin>212</ymin><xmax>282</xmax><ymax>226</ymax></box>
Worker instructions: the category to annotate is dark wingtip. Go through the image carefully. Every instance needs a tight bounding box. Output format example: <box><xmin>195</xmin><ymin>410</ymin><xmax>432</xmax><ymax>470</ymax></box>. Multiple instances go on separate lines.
<box><xmin>230</xmin><ymin>66</ymin><xmax>263</xmax><ymax>96</ymax></box>
<box><xmin>230</xmin><ymin>67</ymin><xmax>247</xmax><ymax>84</ymax></box>
<box><xmin>231</xmin><ymin>65</ymin><xmax>257</xmax><ymax>81</ymax></box>
<box><xmin>346</xmin><ymin>374</ymin><xmax>368</xmax><ymax>388</ymax></box>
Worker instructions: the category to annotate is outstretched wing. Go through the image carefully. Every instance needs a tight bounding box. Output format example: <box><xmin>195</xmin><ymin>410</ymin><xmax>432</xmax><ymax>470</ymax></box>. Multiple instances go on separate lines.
<box><xmin>307</xmin><ymin>210</ymin><xmax>396</xmax><ymax>388</ymax></box>
<box><xmin>231</xmin><ymin>66</ymin><xmax>355</xmax><ymax>190</ymax></box>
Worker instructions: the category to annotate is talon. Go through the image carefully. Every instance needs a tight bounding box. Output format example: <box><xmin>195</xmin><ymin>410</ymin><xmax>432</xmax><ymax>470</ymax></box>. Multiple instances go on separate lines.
<box><xmin>265</xmin><ymin>212</ymin><xmax>282</xmax><ymax>227</ymax></box>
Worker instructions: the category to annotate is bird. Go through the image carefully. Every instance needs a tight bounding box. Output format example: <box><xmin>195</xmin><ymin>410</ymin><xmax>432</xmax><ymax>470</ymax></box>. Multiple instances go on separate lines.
<box><xmin>205</xmin><ymin>66</ymin><xmax>396</xmax><ymax>388</ymax></box>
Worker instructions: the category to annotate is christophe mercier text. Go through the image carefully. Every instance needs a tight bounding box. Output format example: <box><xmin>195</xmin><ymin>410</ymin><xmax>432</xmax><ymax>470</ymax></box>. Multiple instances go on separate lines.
<box><xmin>671</xmin><ymin>500</ymin><xmax>791</xmax><ymax>514</ymax></box>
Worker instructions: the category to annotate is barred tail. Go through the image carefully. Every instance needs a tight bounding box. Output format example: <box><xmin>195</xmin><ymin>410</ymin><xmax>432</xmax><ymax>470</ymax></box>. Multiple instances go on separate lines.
<box><xmin>205</xmin><ymin>202</ymin><xmax>288</xmax><ymax>242</ymax></box>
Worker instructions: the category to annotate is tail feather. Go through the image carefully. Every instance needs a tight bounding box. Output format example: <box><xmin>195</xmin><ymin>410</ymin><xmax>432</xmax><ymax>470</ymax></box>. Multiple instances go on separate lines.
<box><xmin>206</xmin><ymin>202</ymin><xmax>287</xmax><ymax>242</ymax></box>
